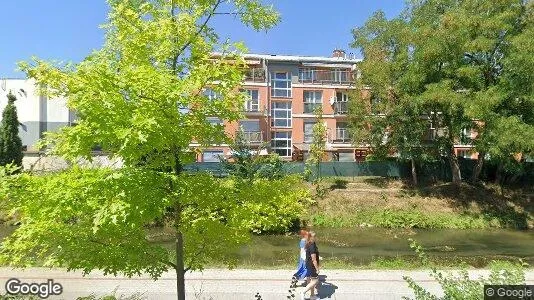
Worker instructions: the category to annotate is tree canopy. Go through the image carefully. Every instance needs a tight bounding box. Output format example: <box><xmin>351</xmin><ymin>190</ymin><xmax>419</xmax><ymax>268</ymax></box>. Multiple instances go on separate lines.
<box><xmin>350</xmin><ymin>0</ymin><xmax>534</xmax><ymax>184</ymax></box>
<box><xmin>0</xmin><ymin>1</ymin><xmax>311</xmax><ymax>300</ymax></box>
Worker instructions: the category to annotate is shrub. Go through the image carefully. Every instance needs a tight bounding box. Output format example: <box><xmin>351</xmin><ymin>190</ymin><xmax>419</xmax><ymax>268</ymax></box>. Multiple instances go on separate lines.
<box><xmin>403</xmin><ymin>239</ymin><xmax>527</xmax><ymax>300</ymax></box>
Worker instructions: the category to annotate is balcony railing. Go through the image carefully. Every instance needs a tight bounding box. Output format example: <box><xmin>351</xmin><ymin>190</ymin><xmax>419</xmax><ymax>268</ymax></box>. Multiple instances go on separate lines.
<box><xmin>298</xmin><ymin>69</ymin><xmax>354</xmax><ymax>85</ymax></box>
<box><xmin>242</xmin><ymin>131</ymin><xmax>263</xmax><ymax>143</ymax></box>
<box><xmin>303</xmin><ymin>103</ymin><xmax>321</xmax><ymax>114</ymax></box>
<box><xmin>244</xmin><ymin>68</ymin><xmax>266</xmax><ymax>82</ymax></box>
<box><xmin>331</xmin><ymin>128</ymin><xmax>352</xmax><ymax>143</ymax></box>
<box><xmin>244</xmin><ymin>101</ymin><xmax>260</xmax><ymax>112</ymax></box>
<box><xmin>334</xmin><ymin>102</ymin><xmax>348</xmax><ymax>115</ymax></box>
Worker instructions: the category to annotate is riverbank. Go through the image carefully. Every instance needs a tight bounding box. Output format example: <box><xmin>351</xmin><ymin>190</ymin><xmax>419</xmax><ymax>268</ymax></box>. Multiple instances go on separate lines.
<box><xmin>307</xmin><ymin>177</ymin><xmax>534</xmax><ymax>229</ymax></box>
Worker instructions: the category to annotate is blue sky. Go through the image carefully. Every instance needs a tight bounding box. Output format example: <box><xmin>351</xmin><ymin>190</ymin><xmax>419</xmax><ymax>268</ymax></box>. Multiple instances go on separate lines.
<box><xmin>0</xmin><ymin>1</ymin><xmax>404</xmax><ymax>78</ymax></box>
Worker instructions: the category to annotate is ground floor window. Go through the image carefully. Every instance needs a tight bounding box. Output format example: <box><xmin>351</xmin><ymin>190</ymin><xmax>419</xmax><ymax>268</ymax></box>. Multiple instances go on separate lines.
<box><xmin>202</xmin><ymin>150</ymin><xmax>224</xmax><ymax>162</ymax></box>
<box><xmin>271</xmin><ymin>131</ymin><xmax>292</xmax><ymax>157</ymax></box>
<box><xmin>338</xmin><ymin>152</ymin><xmax>354</xmax><ymax>162</ymax></box>
<box><xmin>457</xmin><ymin>149</ymin><xmax>471</xmax><ymax>159</ymax></box>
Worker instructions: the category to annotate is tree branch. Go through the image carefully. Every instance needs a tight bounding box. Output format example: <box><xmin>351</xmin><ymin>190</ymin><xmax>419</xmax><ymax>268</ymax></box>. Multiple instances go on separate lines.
<box><xmin>171</xmin><ymin>0</ymin><xmax>223</xmax><ymax>74</ymax></box>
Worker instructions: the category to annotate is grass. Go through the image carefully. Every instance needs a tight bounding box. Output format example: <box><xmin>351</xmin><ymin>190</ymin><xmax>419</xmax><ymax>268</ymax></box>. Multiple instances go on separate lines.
<box><xmin>306</xmin><ymin>176</ymin><xmax>534</xmax><ymax>229</ymax></box>
<box><xmin>200</xmin><ymin>255</ymin><xmax>529</xmax><ymax>270</ymax></box>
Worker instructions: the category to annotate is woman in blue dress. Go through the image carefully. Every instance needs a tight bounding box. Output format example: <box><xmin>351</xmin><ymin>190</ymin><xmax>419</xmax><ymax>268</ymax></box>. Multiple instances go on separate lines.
<box><xmin>292</xmin><ymin>229</ymin><xmax>309</xmax><ymax>283</ymax></box>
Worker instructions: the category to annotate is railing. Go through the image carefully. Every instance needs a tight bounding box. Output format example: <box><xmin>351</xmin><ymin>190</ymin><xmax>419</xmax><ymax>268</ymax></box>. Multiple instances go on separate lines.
<box><xmin>331</xmin><ymin>128</ymin><xmax>351</xmax><ymax>143</ymax></box>
<box><xmin>334</xmin><ymin>102</ymin><xmax>348</xmax><ymax>115</ymax></box>
<box><xmin>244</xmin><ymin>68</ymin><xmax>266</xmax><ymax>82</ymax></box>
<box><xmin>298</xmin><ymin>69</ymin><xmax>354</xmax><ymax>85</ymax></box>
<box><xmin>242</xmin><ymin>131</ymin><xmax>263</xmax><ymax>143</ymax></box>
<box><xmin>244</xmin><ymin>101</ymin><xmax>260</xmax><ymax>112</ymax></box>
<box><xmin>303</xmin><ymin>103</ymin><xmax>321</xmax><ymax>114</ymax></box>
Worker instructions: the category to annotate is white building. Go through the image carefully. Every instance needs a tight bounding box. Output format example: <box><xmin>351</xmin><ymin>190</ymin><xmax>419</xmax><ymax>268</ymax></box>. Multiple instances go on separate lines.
<box><xmin>0</xmin><ymin>78</ymin><xmax>75</xmax><ymax>152</ymax></box>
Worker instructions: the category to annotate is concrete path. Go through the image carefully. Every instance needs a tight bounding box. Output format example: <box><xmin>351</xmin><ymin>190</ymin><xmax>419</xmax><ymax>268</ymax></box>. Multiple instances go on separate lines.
<box><xmin>1</xmin><ymin>268</ymin><xmax>534</xmax><ymax>299</ymax></box>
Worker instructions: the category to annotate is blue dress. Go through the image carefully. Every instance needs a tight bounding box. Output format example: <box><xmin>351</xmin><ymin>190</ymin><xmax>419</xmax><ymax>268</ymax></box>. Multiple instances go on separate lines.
<box><xmin>293</xmin><ymin>239</ymin><xmax>308</xmax><ymax>280</ymax></box>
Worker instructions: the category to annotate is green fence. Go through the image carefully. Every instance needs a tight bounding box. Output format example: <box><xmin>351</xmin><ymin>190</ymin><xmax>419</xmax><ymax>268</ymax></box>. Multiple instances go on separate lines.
<box><xmin>184</xmin><ymin>161</ymin><xmax>410</xmax><ymax>178</ymax></box>
<box><xmin>183</xmin><ymin>160</ymin><xmax>534</xmax><ymax>185</ymax></box>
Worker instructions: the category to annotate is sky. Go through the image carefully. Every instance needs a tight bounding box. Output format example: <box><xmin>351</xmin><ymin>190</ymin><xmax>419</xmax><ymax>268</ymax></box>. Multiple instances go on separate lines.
<box><xmin>0</xmin><ymin>1</ymin><xmax>405</xmax><ymax>78</ymax></box>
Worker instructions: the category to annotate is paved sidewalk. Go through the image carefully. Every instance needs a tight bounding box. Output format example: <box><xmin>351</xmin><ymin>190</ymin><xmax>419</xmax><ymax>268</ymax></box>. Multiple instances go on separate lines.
<box><xmin>1</xmin><ymin>268</ymin><xmax>534</xmax><ymax>299</ymax></box>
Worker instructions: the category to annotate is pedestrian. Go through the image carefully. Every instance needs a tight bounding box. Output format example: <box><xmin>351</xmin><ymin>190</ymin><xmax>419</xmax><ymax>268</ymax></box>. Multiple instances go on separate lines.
<box><xmin>292</xmin><ymin>229</ymin><xmax>309</xmax><ymax>285</ymax></box>
<box><xmin>300</xmin><ymin>231</ymin><xmax>320</xmax><ymax>300</ymax></box>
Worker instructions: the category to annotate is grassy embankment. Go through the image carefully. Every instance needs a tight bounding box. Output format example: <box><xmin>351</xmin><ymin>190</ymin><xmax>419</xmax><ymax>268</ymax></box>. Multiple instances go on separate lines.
<box><xmin>306</xmin><ymin>176</ymin><xmax>534</xmax><ymax>230</ymax></box>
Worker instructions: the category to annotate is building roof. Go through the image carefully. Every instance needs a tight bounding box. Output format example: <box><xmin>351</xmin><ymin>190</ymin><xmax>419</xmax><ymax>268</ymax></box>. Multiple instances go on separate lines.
<box><xmin>243</xmin><ymin>53</ymin><xmax>361</xmax><ymax>64</ymax></box>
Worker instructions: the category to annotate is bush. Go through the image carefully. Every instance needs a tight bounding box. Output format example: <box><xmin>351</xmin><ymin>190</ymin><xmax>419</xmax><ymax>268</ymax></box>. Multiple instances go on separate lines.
<box><xmin>403</xmin><ymin>239</ymin><xmax>527</xmax><ymax>300</ymax></box>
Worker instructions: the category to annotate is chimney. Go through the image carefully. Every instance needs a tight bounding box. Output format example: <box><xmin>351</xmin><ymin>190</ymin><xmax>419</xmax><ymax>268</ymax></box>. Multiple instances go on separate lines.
<box><xmin>332</xmin><ymin>48</ymin><xmax>346</xmax><ymax>59</ymax></box>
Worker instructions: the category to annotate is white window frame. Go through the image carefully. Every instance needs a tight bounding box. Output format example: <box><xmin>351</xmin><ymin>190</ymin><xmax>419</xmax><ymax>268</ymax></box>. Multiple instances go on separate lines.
<box><xmin>271</xmin><ymin>131</ymin><xmax>292</xmax><ymax>157</ymax></box>
<box><xmin>303</xmin><ymin>121</ymin><xmax>316</xmax><ymax>143</ymax></box>
<box><xmin>271</xmin><ymin>102</ymin><xmax>292</xmax><ymax>128</ymax></box>
<box><xmin>303</xmin><ymin>91</ymin><xmax>322</xmax><ymax>113</ymax></box>
<box><xmin>271</xmin><ymin>72</ymin><xmax>292</xmax><ymax>98</ymax></box>
<box><xmin>243</xmin><ymin>89</ymin><xmax>259</xmax><ymax>112</ymax></box>
<box><xmin>457</xmin><ymin>149</ymin><xmax>471</xmax><ymax>159</ymax></box>
<box><xmin>204</xmin><ymin>88</ymin><xmax>221</xmax><ymax>101</ymax></box>
<box><xmin>333</xmin><ymin>68</ymin><xmax>349</xmax><ymax>82</ymax></box>
<box><xmin>202</xmin><ymin>150</ymin><xmax>224</xmax><ymax>162</ymax></box>
<box><xmin>335</xmin><ymin>92</ymin><xmax>349</xmax><ymax>114</ymax></box>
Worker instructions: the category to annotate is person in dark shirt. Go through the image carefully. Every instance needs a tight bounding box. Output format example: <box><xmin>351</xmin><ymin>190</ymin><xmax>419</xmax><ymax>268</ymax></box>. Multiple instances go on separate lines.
<box><xmin>300</xmin><ymin>231</ymin><xmax>320</xmax><ymax>300</ymax></box>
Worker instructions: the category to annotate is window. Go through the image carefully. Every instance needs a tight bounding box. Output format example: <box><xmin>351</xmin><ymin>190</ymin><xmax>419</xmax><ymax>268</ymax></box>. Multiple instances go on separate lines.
<box><xmin>457</xmin><ymin>149</ymin><xmax>471</xmax><ymax>159</ymax></box>
<box><xmin>460</xmin><ymin>128</ymin><xmax>472</xmax><ymax>144</ymax></box>
<box><xmin>202</xmin><ymin>150</ymin><xmax>223</xmax><ymax>162</ymax></box>
<box><xmin>271</xmin><ymin>102</ymin><xmax>292</xmax><ymax>127</ymax></box>
<box><xmin>335</xmin><ymin>92</ymin><xmax>349</xmax><ymax>114</ymax></box>
<box><xmin>271</xmin><ymin>131</ymin><xmax>292</xmax><ymax>157</ymax></box>
<box><xmin>303</xmin><ymin>91</ymin><xmax>322</xmax><ymax>113</ymax></box>
<box><xmin>239</xmin><ymin>120</ymin><xmax>261</xmax><ymax>142</ymax></box>
<box><xmin>299</xmin><ymin>68</ymin><xmax>314</xmax><ymax>82</ymax></box>
<box><xmin>303</xmin><ymin>121</ymin><xmax>316</xmax><ymax>143</ymax></box>
<box><xmin>203</xmin><ymin>88</ymin><xmax>221</xmax><ymax>101</ymax></box>
<box><xmin>338</xmin><ymin>152</ymin><xmax>354</xmax><ymax>162</ymax></box>
<box><xmin>271</xmin><ymin>72</ymin><xmax>292</xmax><ymax>98</ymax></box>
<box><xmin>370</xmin><ymin>95</ymin><xmax>383</xmax><ymax>114</ymax></box>
<box><xmin>335</xmin><ymin>122</ymin><xmax>350</xmax><ymax>142</ymax></box>
<box><xmin>243</xmin><ymin>89</ymin><xmax>259</xmax><ymax>112</ymax></box>
<box><xmin>333</xmin><ymin>69</ymin><xmax>349</xmax><ymax>83</ymax></box>
<box><xmin>207</xmin><ymin>117</ymin><xmax>223</xmax><ymax>125</ymax></box>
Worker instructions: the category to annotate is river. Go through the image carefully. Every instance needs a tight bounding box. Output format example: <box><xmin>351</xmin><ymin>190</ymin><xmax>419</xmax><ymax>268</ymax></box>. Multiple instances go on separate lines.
<box><xmin>1</xmin><ymin>226</ymin><xmax>533</xmax><ymax>268</ymax></box>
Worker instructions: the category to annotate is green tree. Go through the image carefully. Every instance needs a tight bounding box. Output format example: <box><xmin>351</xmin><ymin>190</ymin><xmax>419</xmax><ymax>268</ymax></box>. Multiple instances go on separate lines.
<box><xmin>350</xmin><ymin>12</ymin><xmax>434</xmax><ymax>185</ymax></box>
<box><xmin>0</xmin><ymin>92</ymin><xmax>23</xmax><ymax>168</ymax></box>
<box><xmin>351</xmin><ymin>0</ymin><xmax>534</xmax><ymax>185</ymax></box>
<box><xmin>221</xmin><ymin>130</ymin><xmax>285</xmax><ymax>181</ymax></box>
<box><xmin>2</xmin><ymin>1</ymin><xmax>284</xmax><ymax>300</ymax></box>
<box><xmin>305</xmin><ymin>107</ymin><xmax>327</xmax><ymax>181</ymax></box>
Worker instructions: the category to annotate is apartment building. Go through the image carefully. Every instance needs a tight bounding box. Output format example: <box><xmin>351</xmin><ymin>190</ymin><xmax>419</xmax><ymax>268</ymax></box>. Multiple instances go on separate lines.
<box><xmin>1</xmin><ymin>51</ymin><xmax>477</xmax><ymax>162</ymax></box>
<box><xmin>198</xmin><ymin>50</ymin><xmax>367</xmax><ymax>162</ymax></box>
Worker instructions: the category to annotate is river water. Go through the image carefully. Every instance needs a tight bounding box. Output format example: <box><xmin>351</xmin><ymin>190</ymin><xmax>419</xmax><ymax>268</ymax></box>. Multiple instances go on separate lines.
<box><xmin>2</xmin><ymin>226</ymin><xmax>533</xmax><ymax>268</ymax></box>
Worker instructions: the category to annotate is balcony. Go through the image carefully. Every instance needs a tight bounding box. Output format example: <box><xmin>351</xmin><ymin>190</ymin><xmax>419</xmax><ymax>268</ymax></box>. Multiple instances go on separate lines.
<box><xmin>241</xmin><ymin>131</ymin><xmax>263</xmax><ymax>143</ymax></box>
<box><xmin>303</xmin><ymin>103</ymin><xmax>321</xmax><ymax>114</ymax></box>
<box><xmin>334</xmin><ymin>102</ymin><xmax>348</xmax><ymax>115</ymax></box>
<box><xmin>331</xmin><ymin>128</ymin><xmax>352</xmax><ymax>144</ymax></box>
<box><xmin>244</xmin><ymin>100</ymin><xmax>260</xmax><ymax>112</ymax></box>
<box><xmin>298</xmin><ymin>69</ymin><xmax>354</xmax><ymax>85</ymax></box>
<box><xmin>244</xmin><ymin>68</ymin><xmax>266</xmax><ymax>82</ymax></box>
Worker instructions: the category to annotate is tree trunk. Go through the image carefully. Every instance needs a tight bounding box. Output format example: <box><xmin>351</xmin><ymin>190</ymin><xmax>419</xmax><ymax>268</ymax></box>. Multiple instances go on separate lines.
<box><xmin>175</xmin><ymin>229</ymin><xmax>185</xmax><ymax>300</ymax></box>
<box><xmin>411</xmin><ymin>157</ymin><xmax>418</xmax><ymax>186</ymax></box>
<box><xmin>471</xmin><ymin>151</ymin><xmax>485</xmax><ymax>184</ymax></box>
<box><xmin>494</xmin><ymin>162</ymin><xmax>503</xmax><ymax>184</ymax></box>
<box><xmin>172</xmin><ymin>148</ymin><xmax>185</xmax><ymax>300</ymax></box>
<box><xmin>449</xmin><ymin>148</ymin><xmax>462</xmax><ymax>185</ymax></box>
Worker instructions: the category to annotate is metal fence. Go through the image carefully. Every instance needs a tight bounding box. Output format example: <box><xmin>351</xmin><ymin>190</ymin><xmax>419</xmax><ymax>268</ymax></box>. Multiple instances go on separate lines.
<box><xmin>183</xmin><ymin>161</ymin><xmax>409</xmax><ymax>178</ymax></box>
<box><xmin>182</xmin><ymin>160</ymin><xmax>534</xmax><ymax>185</ymax></box>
